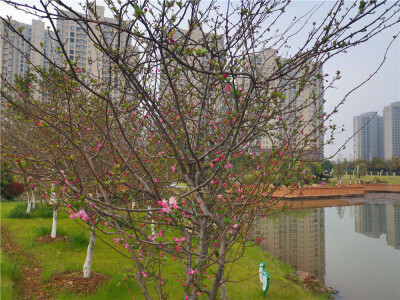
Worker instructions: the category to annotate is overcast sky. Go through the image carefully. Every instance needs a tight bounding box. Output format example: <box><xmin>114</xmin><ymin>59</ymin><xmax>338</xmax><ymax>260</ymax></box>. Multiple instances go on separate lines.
<box><xmin>1</xmin><ymin>0</ymin><xmax>399</xmax><ymax>161</ymax></box>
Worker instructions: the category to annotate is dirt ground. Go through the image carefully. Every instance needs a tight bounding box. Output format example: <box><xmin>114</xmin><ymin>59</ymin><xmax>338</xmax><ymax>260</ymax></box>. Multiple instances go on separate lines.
<box><xmin>1</xmin><ymin>226</ymin><xmax>110</xmax><ymax>299</ymax></box>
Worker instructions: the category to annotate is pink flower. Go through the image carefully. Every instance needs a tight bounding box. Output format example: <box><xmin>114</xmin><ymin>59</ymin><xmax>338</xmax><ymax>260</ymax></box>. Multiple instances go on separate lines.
<box><xmin>302</xmin><ymin>169</ymin><xmax>306</xmax><ymax>174</ymax></box>
<box><xmin>225</xmin><ymin>85</ymin><xmax>230</xmax><ymax>92</ymax></box>
<box><xmin>210</xmin><ymin>163</ymin><xmax>214</xmax><ymax>168</ymax></box>
<box><xmin>142</xmin><ymin>271</ymin><xmax>147</xmax><ymax>278</ymax></box>
<box><xmin>233</xmin><ymin>224</ymin><xmax>238</xmax><ymax>229</ymax></box>
<box><xmin>225</xmin><ymin>163</ymin><xmax>233</xmax><ymax>169</ymax></box>
<box><xmin>171</xmin><ymin>166</ymin><xmax>176</xmax><ymax>172</ymax></box>
<box><xmin>189</xmin><ymin>269</ymin><xmax>197</xmax><ymax>275</ymax></box>
<box><xmin>70</xmin><ymin>215</ymin><xmax>76</xmax><ymax>220</ymax></box>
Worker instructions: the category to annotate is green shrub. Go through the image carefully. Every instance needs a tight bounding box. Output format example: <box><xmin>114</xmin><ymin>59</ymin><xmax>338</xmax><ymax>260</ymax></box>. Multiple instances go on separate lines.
<box><xmin>35</xmin><ymin>204</ymin><xmax>53</xmax><ymax>218</ymax></box>
<box><xmin>33</xmin><ymin>225</ymin><xmax>51</xmax><ymax>237</ymax></box>
<box><xmin>8</xmin><ymin>203</ymin><xmax>31</xmax><ymax>219</ymax></box>
<box><xmin>33</xmin><ymin>225</ymin><xmax>67</xmax><ymax>237</ymax></box>
<box><xmin>70</xmin><ymin>231</ymin><xmax>89</xmax><ymax>247</ymax></box>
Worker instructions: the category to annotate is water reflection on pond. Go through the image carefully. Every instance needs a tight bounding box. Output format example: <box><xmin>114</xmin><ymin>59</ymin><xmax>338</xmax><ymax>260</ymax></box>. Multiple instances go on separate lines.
<box><xmin>254</xmin><ymin>194</ymin><xmax>400</xmax><ymax>300</ymax></box>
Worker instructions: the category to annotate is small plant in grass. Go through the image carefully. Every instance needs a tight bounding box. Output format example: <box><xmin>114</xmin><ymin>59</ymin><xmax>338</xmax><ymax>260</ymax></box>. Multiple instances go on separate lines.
<box><xmin>8</xmin><ymin>203</ymin><xmax>31</xmax><ymax>218</ymax></box>
<box><xmin>2</xmin><ymin>182</ymin><xmax>25</xmax><ymax>200</ymax></box>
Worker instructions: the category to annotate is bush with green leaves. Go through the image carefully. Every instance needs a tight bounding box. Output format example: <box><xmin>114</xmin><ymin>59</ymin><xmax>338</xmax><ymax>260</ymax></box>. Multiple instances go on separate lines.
<box><xmin>8</xmin><ymin>203</ymin><xmax>31</xmax><ymax>218</ymax></box>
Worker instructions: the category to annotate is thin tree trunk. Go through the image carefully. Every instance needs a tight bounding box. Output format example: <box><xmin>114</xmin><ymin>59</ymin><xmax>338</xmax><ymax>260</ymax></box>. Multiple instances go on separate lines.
<box><xmin>220</xmin><ymin>272</ymin><xmax>227</xmax><ymax>300</ymax></box>
<box><xmin>51</xmin><ymin>207</ymin><xmax>57</xmax><ymax>238</ymax></box>
<box><xmin>147</xmin><ymin>205</ymin><xmax>155</xmax><ymax>237</ymax></box>
<box><xmin>31</xmin><ymin>189</ymin><xmax>36</xmax><ymax>209</ymax></box>
<box><xmin>83</xmin><ymin>226</ymin><xmax>96</xmax><ymax>278</ymax></box>
<box><xmin>26</xmin><ymin>190</ymin><xmax>31</xmax><ymax>213</ymax></box>
<box><xmin>209</xmin><ymin>239</ymin><xmax>227</xmax><ymax>300</ymax></box>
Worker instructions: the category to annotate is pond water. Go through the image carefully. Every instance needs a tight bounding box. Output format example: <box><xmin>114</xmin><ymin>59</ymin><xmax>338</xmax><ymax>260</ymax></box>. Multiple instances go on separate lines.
<box><xmin>254</xmin><ymin>193</ymin><xmax>400</xmax><ymax>300</ymax></box>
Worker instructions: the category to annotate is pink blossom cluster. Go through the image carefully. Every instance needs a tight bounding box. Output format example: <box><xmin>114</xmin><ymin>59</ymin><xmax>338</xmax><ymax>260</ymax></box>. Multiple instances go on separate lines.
<box><xmin>317</xmin><ymin>182</ymin><xmax>326</xmax><ymax>188</ymax></box>
<box><xmin>173</xmin><ymin>236</ymin><xmax>186</xmax><ymax>243</ymax></box>
<box><xmin>158</xmin><ymin>196</ymin><xmax>178</xmax><ymax>213</ymax></box>
<box><xmin>69</xmin><ymin>209</ymin><xmax>90</xmax><ymax>221</ymax></box>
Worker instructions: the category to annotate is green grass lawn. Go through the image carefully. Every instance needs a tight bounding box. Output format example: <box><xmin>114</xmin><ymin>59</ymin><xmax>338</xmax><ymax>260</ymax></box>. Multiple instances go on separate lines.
<box><xmin>328</xmin><ymin>175</ymin><xmax>400</xmax><ymax>185</ymax></box>
<box><xmin>1</xmin><ymin>202</ymin><xmax>326</xmax><ymax>299</ymax></box>
<box><xmin>0</xmin><ymin>248</ymin><xmax>18</xmax><ymax>300</ymax></box>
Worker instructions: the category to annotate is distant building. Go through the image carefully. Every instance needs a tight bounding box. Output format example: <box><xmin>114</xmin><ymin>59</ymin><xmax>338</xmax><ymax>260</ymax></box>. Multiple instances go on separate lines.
<box><xmin>383</xmin><ymin>101</ymin><xmax>400</xmax><ymax>160</ymax></box>
<box><xmin>0</xmin><ymin>19</ymin><xmax>54</xmax><ymax>83</ymax></box>
<box><xmin>353</xmin><ymin>112</ymin><xmax>384</xmax><ymax>160</ymax></box>
<box><xmin>245</xmin><ymin>49</ymin><xmax>325</xmax><ymax>160</ymax></box>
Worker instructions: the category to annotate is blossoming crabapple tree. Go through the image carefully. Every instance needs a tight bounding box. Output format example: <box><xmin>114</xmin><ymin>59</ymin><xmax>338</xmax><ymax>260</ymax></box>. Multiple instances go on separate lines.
<box><xmin>1</xmin><ymin>0</ymin><xmax>399</xmax><ymax>299</ymax></box>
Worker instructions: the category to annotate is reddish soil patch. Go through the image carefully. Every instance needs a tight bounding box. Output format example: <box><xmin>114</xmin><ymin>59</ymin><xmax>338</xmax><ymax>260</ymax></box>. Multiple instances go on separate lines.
<box><xmin>1</xmin><ymin>226</ymin><xmax>51</xmax><ymax>300</ymax></box>
<box><xmin>36</xmin><ymin>235</ymin><xmax>71</xmax><ymax>243</ymax></box>
<box><xmin>46</xmin><ymin>272</ymin><xmax>110</xmax><ymax>295</ymax></box>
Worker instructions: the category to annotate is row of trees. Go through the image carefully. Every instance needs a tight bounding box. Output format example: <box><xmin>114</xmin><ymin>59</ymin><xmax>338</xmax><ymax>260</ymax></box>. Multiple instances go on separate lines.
<box><xmin>334</xmin><ymin>156</ymin><xmax>400</xmax><ymax>174</ymax></box>
<box><xmin>1</xmin><ymin>1</ymin><xmax>399</xmax><ymax>299</ymax></box>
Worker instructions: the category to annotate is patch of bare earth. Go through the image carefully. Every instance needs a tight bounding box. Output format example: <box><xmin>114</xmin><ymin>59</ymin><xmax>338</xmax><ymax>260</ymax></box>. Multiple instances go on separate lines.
<box><xmin>1</xmin><ymin>227</ymin><xmax>110</xmax><ymax>298</ymax></box>
<box><xmin>36</xmin><ymin>235</ymin><xmax>70</xmax><ymax>243</ymax></box>
<box><xmin>0</xmin><ymin>226</ymin><xmax>51</xmax><ymax>299</ymax></box>
<box><xmin>45</xmin><ymin>272</ymin><xmax>110</xmax><ymax>295</ymax></box>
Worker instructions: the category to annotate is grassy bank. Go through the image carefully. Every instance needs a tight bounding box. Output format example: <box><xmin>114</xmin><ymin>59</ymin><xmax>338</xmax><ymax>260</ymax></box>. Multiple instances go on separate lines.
<box><xmin>327</xmin><ymin>175</ymin><xmax>400</xmax><ymax>185</ymax></box>
<box><xmin>1</xmin><ymin>202</ymin><xmax>326</xmax><ymax>299</ymax></box>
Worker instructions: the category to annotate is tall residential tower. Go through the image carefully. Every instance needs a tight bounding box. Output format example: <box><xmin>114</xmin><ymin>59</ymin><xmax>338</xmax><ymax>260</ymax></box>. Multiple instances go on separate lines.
<box><xmin>353</xmin><ymin>112</ymin><xmax>384</xmax><ymax>160</ymax></box>
<box><xmin>383</xmin><ymin>101</ymin><xmax>400</xmax><ymax>160</ymax></box>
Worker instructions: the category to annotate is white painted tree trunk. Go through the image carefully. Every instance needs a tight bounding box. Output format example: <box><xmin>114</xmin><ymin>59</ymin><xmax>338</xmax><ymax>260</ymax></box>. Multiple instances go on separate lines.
<box><xmin>83</xmin><ymin>227</ymin><xmax>96</xmax><ymax>278</ymax></box>
<box><xmin>31</xmin><ymin>190</ymin><xmax>36</xmax><ymax>209</ymax></box>
<box><xmin>221</xmin><ymin>272</ymin><xmax>228</xmax><ymax>300</ymax></box>
<box><xmin>51</xmin><ymin>207</ymin><xmax>58</xmax><ymax>238</ymax></box>
<box><xmin>148</xmin><ymin>205</ymin><xmax>155</xmax><ymax>236</ymax></box>
<box><xmin>132</xmin><ymin>198</ymin><xmax>135</xmax><ymax>209</ymax></box>
<box><xmin>26</xmin><ymin>190</ymin><xmax>31</xmax><ymax>213</ymax></box>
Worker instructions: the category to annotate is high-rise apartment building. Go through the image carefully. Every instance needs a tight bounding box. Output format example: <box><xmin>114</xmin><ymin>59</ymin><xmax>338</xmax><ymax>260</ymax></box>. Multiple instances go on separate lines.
<box><xmin>0</xmin><ymin>19</ymin><xmax>53</xmax><ymax>83</ymax></box>
<box><xmin>353</xmin><ymin>112</ymin><xmax>384</xmax><ymax>160</ymax></box>
<box><xmin>383</xmin><ymin>101</ymin><xmax>400</xmax><ymax>160</ymax></box>
<box><xmin>56</xmin><ymin>6</ymin><xmax>130</xmax><ymax>76</ymax></box>
<box><xmin>246</xmin><ymin>49</ymin><xmax>325</xmax><ymax>160</ymax></box>
<box><xmin>1</xmin><ymin>6</ymin><xmax>132</xmax><ymax>102</ymax></box>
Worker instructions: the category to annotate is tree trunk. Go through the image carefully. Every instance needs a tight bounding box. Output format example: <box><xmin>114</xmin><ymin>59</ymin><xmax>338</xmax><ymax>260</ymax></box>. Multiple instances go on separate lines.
<box><xmin>26</xmin><ymin>190</ymin><xmax>31</xmax><ymax>213</ymax></box>
<box><xmin>51</xmin><ymin>207</ymin><xmax>57</xmax><ymax>238</ymax></box>
<box><xmin>209</xmin><ymin>239</ymin><xmax>227</xmax><ymax>300</ymax></box>
<box><xmin>148</xmin><ymin>205</ymin><xmax>155</xmax><ymax>237</ymax></box>
<box><xmin>31</xmin><ymin>190</ymin><xmax>36</xmax><ymax>209</ymax></box>
<box><xmin>83</xmin><ymin>226</ymin><xmax>96</xmax><ymax>278</ymax></box>
<box><xmin>220</xmin><ymin>272</ymin><xmax>228</xmax><ymax>300</ymax></box>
